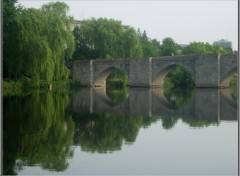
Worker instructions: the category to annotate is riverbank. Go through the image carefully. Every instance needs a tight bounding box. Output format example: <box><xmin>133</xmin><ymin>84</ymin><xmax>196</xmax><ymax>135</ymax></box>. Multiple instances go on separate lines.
<box><xmin>3</xmin><ymin>75</ymin><xmax>237</xmax><ymax>96</ymax></box>
<box><xmin>230</xmin><ymin>74</ymin><xmax>237</xmax><ymax>90</ymax></box>
<box><xmin>3</xmin><ymin>80</ymin><xmax>82</xmax><ymax>96</ymax></box>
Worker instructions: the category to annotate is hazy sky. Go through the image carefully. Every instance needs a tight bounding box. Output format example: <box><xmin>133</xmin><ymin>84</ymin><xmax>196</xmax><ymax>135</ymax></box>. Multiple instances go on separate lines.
<box><xmin>18</xmin><ymin>0</ymin><xmax>238</xmax><ymax>50</ymax></box>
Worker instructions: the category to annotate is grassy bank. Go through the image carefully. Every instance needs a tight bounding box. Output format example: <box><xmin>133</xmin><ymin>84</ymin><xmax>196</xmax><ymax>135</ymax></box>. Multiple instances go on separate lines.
<box><xmin>3</xmin><ymin>79</ymin><xmax>82</xmax><ymax>96</ymax></box>
<box><xmin>230</xmin><ymin>75</ymin><xmax>237</xmax><ymax>90</ymax></box>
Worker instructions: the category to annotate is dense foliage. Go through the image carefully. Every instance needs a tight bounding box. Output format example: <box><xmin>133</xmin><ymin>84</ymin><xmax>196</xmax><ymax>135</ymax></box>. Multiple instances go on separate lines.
<box><xmin>164</xmin><ymin>66</ymin><xmax>195</xmax><ymax>87</ymax></box>
<box><xmin>72</xmin><ymin>18</ymin><xmax>143</xmax><ymax>60</ymax></box>
<box><xmin>138</xmin><ymin>29</ymin><xmax>160</xmax><ymax>57</ymax></box>
<box><xmin>72</xmin><ymin>18</ymin><xmax>162</xmax><ymax>60</ymax></box>
<box><xmin>163</xmin><ymin>86</ymin><xmax>195</xmax><ymax>109</ymax></box>
<box><xmin>3</xmin><ymin>0</ymin><xmax>75</xmax><ymax>86</ymax></box>
<box><xmin>106</xmin><ymin>69</ymin><xmax>129</xmax><ymax>88</ymax></box>
<box><xmin>159</xmin><ymin>37</ymin><xmax>178</xmax><ymax>56</ymax></box>
<box><xmin>181</xmin><ymin>42</ymin><xmax>234</xmax><ymax>55</ymax></box>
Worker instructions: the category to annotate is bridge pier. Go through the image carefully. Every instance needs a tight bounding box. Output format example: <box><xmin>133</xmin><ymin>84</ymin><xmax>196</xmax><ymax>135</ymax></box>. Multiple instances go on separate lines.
<box><xmin>128</xmin><ymin>58</ymin><xmax>152</xmax><ymax>87</ymax></box>
<box><xmin>195</xmin><ymin>54</ymin><xmax>220</xmax><ymax>88</ymax></box>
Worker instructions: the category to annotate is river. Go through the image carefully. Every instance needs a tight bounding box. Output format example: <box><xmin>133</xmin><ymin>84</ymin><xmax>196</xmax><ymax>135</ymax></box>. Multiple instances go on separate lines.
<box><xmin>3</xmin><ymin>87</ymin><xmax>238</xmax><ymax>175</ymax></box>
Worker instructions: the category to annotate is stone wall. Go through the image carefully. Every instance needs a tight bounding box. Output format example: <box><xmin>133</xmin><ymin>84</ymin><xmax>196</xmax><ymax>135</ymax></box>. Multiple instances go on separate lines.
<box><xmin>66</xmin><ymin>60</ymin><xmax>92</xmax><ymax>85</ymax></box>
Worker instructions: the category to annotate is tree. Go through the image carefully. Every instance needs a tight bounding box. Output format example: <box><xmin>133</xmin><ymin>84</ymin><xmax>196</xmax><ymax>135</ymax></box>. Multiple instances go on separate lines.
<box><xmin>3</xmin><ymin>1</ymin><xmax>75</xmax><ymax>85</ymax></box>
<box><xmin>151</xmin><ymin>39</ymin><xmax>161</xmax><ymax>55</ymax></box>
<box><xmin>122</xmin><ymin>27</ymin><xmax>143</xmax><ymax>58</ymax></box>
<box><xmin>3</xmin><ymin>0</ymin><xmax>23</xmax><ymax>79</ymax></box>
<box><xmin>160</xmin><ymin>37</ymin><xmax>178</xmax><ymax>56</ymax></box>
<box><xmin>72</xmin><ymin>18</ymin><xmax>144</xmax><ymax>60</ymax></box>
<box><xmin>182</xmin><ymin>42</ymin><xmax>234</xmax><ymax>55</ymax></box>
<box><xmin>138</xmin><ymin>30</ymin><xmax>159</xmax><ymax>57</ymax></box>
<box><xmin>182</xmin><ymin>42</ymin><xmax>209</xmax><ymax>54</ymax></box>
<box><xmin>165</xmin><ymin>66</ymin><xmax>195</xmax><ymax>87</ymax></box>
<box><xmin>72</xmin><ymin>26</ymin><xmax>99</xmax><ymax>60</ymax></box>
<box><xmin>41</xmin><ymin>2</ymin><xmax>75</xmax><ymax>81</ymax></box>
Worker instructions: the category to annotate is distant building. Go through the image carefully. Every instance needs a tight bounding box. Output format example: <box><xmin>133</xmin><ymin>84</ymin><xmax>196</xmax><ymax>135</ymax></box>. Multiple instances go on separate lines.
<box><xmin>179</xmin><ymin>44</ymin><xmax>188</xmax><ymax>48</ymax></box>
<box><xmin>213</xmin><ymin>39</ymin><xmax>232</xmax><ymax>48</ymax></box>
<box><xmin>71</xmin><ymin>20</ymin><xmax>85</xmax><ymax>30</ymax></box>
<box><xmin>122</xmin><ymin>25</ymin><xmax>130</xmax><ymax>31</ymax></box>
<box><xmin>177</xmin><ymin>44</ymin><xmax>188</xmax><ymax>54</ymax></box>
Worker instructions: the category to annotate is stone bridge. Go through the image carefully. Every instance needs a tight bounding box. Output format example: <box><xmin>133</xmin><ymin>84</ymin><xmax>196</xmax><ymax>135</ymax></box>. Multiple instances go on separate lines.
<box><xmin>69</xmin><ymin>88</ymin><xmax>237</xmax><ymax>122</ymax></box>
<box><xmin>66</xmin><ymin>54</ymin><xmax>237</xmax><ymax>88</ymax></box>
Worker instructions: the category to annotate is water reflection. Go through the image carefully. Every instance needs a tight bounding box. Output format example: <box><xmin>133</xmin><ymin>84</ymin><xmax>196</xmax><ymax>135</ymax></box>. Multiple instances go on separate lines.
<box><xmin>72</xmin><ymin>113</ymin><xmax>157</xmax><ymax>153</ymax></box>
<box><xmin>3</xmin><ymin>87</ymin><xmax>237</xmax><ymax>175</ymax></box>
<box><xmin>3</xmin><ymin>91</ymin><xmax>75</xmax><ymax>175</ymax></box>
<box><xmin>70</xmin><ymin>87</ymin><xmax>237</xmax><ymax>122</ymax></box>
<box><xmin>163</xmin><ymin>87</ymin><xmax>195</xmax><ymax>109</ymax></box>
<box><xmin>106</xmin><ymin>87</ymin><xmax>129</xmax><ymax>103</ymax></box>
<box><xmin>161</xmin><ymin>118</ymin><xmax>178</xmax><ymax>130</ymax></box>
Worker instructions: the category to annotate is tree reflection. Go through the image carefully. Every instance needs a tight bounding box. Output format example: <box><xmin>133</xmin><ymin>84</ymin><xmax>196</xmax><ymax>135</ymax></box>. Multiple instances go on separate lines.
<box><xmin>106</xmin><ymin>87</ymin><xmax>128</xmax><ymax>103</ymax></box>
<box><xmin>163</xmin><ymin>86</ymin><xmax>195</xmax><ymax>109</ymax></box>
<box><xmin>3</xmin><ymin>91</ymin><xmax>75</xmax><ymax>175</ymax></box>
<box><xmin>230</xmin><ymin>75</ymin><xmax>237</xmax><ymax>102</ymax></box>
<box><xmin>182</xmin><ymin>119</ymin><xmax>219</xmax><ymax>128</ymax></box>
<box><xmin>72</xmin><ymin>113</ymin><xmax>157</xmax><ymax>153</ymax></box>
<box><xmin>161</xmin><ymin>118</ymin><xmax>178</xmax><ymax>130</ymax></box>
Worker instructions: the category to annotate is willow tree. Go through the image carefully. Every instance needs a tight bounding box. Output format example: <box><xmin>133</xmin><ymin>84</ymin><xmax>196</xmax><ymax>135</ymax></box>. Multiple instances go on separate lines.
<box><xmin>122</xmin><ymin>27</ymin><xmax>143</xmax><ymax>58</ymax></box>
<box><xmin>16</xmin><ymin>8</ymin><xmax>54</xmax><ymax>84</ymax></box>
<box><xmin>3</xmin><ymin>0</ymin><xmax>22</xmax><ymax>79</ymax></box>
<box><xmin>41</xmin><ymin>2</ymin><xmax>75</xmax><ymax>82</ymax></box>
<box><xmin>3</xmin><ymin>1</ymin><xmax>75</xmax><ymax>85</ymax></box>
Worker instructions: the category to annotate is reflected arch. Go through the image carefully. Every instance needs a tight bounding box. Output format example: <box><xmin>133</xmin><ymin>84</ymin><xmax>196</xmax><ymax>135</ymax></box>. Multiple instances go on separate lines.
<box><xmin>151</xmin><ymin>88</ymin><xmax>195</xmax><ymax>119</ymax></box>
<box><xmin>220</xmin><ymin>89</ymin><xmax>237</xmax><ymax>108</ymax></box>
<box><xmin>93</xmin><ymin>87</ymin><xmax>123</xmax><ymax>106</ymax></box>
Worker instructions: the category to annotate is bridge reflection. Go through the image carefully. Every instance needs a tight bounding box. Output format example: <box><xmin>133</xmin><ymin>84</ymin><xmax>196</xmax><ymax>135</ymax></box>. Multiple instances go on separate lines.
<box><xmin>69</xmin><ymin>88</ymin><xmax>237</xmax><ymax>122</ymax></box>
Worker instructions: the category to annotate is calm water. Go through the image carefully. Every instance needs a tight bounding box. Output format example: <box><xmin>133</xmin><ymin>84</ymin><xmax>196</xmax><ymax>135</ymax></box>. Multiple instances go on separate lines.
<box><xmin>3</xmin><ymin>87</ymin><xmax>238</xmax><ymax>175</ymax></box>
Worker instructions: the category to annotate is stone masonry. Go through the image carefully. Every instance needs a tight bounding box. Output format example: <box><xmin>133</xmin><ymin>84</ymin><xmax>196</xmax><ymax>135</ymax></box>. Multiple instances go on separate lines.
<box><xmin>66</xmin><ymin>54</ymin><xmax>237</xmax><ymax>88</ymax></box>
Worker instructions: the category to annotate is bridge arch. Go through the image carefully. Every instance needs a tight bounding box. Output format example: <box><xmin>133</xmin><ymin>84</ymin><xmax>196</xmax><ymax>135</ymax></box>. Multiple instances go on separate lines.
<box><xmin>93</xmin><ymin>66</ymin><xmax>129</xmax><ymax>87</ymax></box>
<box><xmin>152</xmin><ymin>63</ymin><xmax>195</xmax><ymax>87</ymax></box>
<box><xmin>220</xmin><ymin>66</ymin><xmax>237</xmax><ymax>87</ymax></box>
